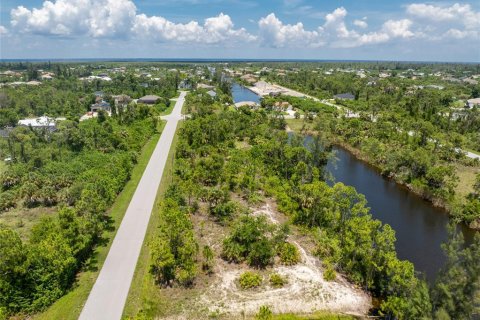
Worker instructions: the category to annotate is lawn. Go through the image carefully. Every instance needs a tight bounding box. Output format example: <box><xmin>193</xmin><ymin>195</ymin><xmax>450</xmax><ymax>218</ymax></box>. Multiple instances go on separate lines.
<box><xmin>122</xmin><ymin>122</ymin><xmax>183</xmax><ymax>319</ymax></box>
<box><xmin>33</xmin><ymin>121</ymin><xmax>166</xmax><ymax>320</ymax></box>
<box><xmin>454</xmin><ymin>164</ymin><xmax>479</xmax><ymax>201</ymax></box>
<box><xmin>285</xmin><ymin>118</ymin><xmax>315</xmax><ymax>132</ymax></box>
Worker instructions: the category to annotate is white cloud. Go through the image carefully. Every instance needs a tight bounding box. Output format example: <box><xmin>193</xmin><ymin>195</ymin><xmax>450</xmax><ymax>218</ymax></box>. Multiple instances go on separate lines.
<box><xmin>258</xmin><ymin>8</ymin><xmax>416</xmax><ymax>49</ymax></box>
<box><xmin>258</xmin><ymin>13</ymin><xmax>323</xmax><ymax>48</ymax></box>
<box><xmin>11</xmin><ymin>0</ymin><xmax>137</xmax><ymax>37</ymax></box>
<box><xmin>6</xmin><ymin>0</ymin><xmax>478</xmax><ymax>52</ymax></box>
<box><xmin>133</xmin><ymin>12</ymin><xmax>255</xmax><ymax>43</ymax></box>
<box><xmin>382</xmin><ymin>19</ymin><xmax>414</xmax><ymax>38</ymax></box>
<box><xmin>406</xmin><ymin>3</ymin><xmax>480</xmax><ymax>30</ymax></box>
<box><xmin>353</xmin><ymin>19</ymin><xmax>367</xmax><ymax>29</ymax></box>
<box><xmin>10</xmin><ymin>0</ymin><xmax>255</xmax><ymax>44</ymax></box>
<box><xmin>406</xmin><ymin>3</ymin><xmax>480</xmax><ymax>40</ymax></box>
<box><xmin>323</xmin><ymin>7</ymin><xmax>355</xmax><ymax>39</ymax></box>
<box><xmin>443</xmin><ymin>28</ymin><xmax>479</xmax><ymax>40</ymax></box>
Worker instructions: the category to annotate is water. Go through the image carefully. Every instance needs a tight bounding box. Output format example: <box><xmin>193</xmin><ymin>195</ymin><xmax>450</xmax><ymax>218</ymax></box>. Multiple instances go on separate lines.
<box><xmin>326</xmin><ymin>146</ymin><xmax>476</xmax><ymax>282</ymax></box>
<box><xmin>231</xmin><ymin>83</ymin><xmax>261</xmax><ymax>104</ymax></box>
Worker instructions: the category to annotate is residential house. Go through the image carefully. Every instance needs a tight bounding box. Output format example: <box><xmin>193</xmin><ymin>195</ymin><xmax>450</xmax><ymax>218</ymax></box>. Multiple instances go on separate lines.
<box><xmin>112</xmin><ymin>94</ymin><xmax>132</xmax><ymax>111</ymax></box>
<box><xmin>467</xmin><ymin>98</ymin><xmax>480</xmax><ymax>109</ymax></box>
<box><xmin>334</xmin><ymin>93</ymin><xmax>355</xmax><ymax>100</ymax></box>
<box><xmin>91</xmin><ymin>101</ymin><xmax>111</xmax><ymax>113</ymax></box>
<box><xmin>18</xmin><ymin>116</ymin><xmax>57</xmax><ymax>130</ymax></box>
<box><xmin>197</xmin><ymin>83</ymin><xmax>215</xmax><ymax>90</ymax></box>
<box><xmin>137</xmin><ymin>95</ymin><xmax>161</xmax><ymax>104</ymax></box>
<box><xmin>206</xmin><ymin>90</ymin><xmax>217</xmax><ymax>98</ymax></box>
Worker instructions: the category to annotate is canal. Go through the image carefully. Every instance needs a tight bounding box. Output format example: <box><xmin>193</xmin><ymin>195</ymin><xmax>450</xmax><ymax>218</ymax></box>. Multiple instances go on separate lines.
<box><xmin>231</xmin><ymin>83</ymin><xmax>261</xmax><ymax>104</ymax></box>
<box><xmin>232</xmin><ymin>83</ymin><xmax>476</xmax><ymax>281</ymax></box>
<box><xmin>326</xmin><ymin>146</ymin><xmax>475</xmax><ymax>282</ymax></box>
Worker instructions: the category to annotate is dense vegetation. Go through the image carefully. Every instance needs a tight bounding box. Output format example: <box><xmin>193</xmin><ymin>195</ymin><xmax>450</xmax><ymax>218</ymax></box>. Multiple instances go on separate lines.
<box><xmin>0</xmin><ymin>61</ymin><xmax>176</xmax><ymax>318</ymax></box>
<box><xmin>1</xmin><ymin>61</ymin><xmax>479</xmax><ymax>319</ymax></box>
<box><xmin>0</xmin><ymin>62</ymin><xmax>179</xmax><ymax>127</ymax></box>
<box><xmin>0</xmin><ymin>101</ymin><xmax>160</xmax><ymax>315</ymax></box>
<box><xmin>255</xmin><ymin>64</ymin><xmax>480</xmax><ymax>227</ymax></box>
<box><xmin>147</xmin><ymin>89</ymin><xmax>480</xmax><ymax>318</ymax></box>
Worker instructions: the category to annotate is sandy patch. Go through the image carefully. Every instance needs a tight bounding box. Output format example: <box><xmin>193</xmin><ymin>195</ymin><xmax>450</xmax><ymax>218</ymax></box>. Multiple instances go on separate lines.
<box><xmin>197</xmin><ymin>203</ymin><xmax>371</xmax><ymax>318</ymax></box>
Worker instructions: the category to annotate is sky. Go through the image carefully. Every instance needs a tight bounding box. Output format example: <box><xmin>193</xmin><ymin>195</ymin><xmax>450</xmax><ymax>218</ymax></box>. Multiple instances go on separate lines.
<box><xmin>0</xmin><ymin>0</ymin><xmax>479</xmax><ymax>62</ymax></box>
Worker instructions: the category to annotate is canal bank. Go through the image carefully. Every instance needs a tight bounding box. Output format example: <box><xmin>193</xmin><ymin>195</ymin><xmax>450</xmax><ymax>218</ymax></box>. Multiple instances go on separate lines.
<box><xmin>232</xmin><ymin>83</ymin><xmax>475</xmax><ymax>281</ymax></box>
<box><xmin>326</xmin><ymin>144</ymin><xmax>475</xmax><ymax>282</ymax></box>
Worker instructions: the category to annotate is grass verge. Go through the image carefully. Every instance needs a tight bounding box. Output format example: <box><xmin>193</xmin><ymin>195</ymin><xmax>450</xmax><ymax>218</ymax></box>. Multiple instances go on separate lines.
<box><xmin>33</xmin><ymin>121</ymin><xmax>166</xmax><ymax>320</ymax></box>
<box><xmin>122</xmin><ymin>122</ymin><xmax>183</xmax><ymax>319</ymax></box>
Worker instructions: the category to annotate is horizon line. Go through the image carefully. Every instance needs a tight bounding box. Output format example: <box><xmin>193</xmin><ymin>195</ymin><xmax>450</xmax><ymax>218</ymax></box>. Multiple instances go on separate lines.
<box><xmin>1</xmin><ymin>58</ymin><xmax>479</xmax><ymax>64</ymax></box>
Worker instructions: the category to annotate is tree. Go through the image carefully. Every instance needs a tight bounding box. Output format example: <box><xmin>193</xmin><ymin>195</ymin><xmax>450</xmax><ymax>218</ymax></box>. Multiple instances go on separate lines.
<box><xmin>431</xmin><ymin>225</ymin><xmax>480</xmax><ymax>319</ymax></box>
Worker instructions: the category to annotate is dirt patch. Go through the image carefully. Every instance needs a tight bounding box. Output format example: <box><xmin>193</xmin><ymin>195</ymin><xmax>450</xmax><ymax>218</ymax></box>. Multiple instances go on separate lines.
<box><xmin>194</xmin><ymin>201</ymin><xmax>371</xmax><ymax>318</ymax></box>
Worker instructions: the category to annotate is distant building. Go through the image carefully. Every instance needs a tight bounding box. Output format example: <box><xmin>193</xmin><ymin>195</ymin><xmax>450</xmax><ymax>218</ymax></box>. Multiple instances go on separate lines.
<box><xmin>18</xmin><ymin>116</ymin><xmax>57</xmax><ymax>130</ymax></box>
<box><xmin>178</xmin><ymin>79</ymin><xmax>193</xmax><ymax>90</ymax></box>
<box><xmin>206</xmin><ymin>90</ymin><xmax>217</xmax><ymax>98</ymax></box>
<box><xmin>463</xmin><ymin>78</ymin><xmax>479</xmax><ymax>85</ymax></box>
<box><xmin>467</xmin><ymin>98</ymin><xmax>480</xmax><ymax>109</ymax></box>
<box><xmin>0</xmin><ymin>127</ymin><xmax>13</xmax><ymax>138</ymax></box>
<box><xmin>197</xmin><ymin>83</ymin><xmax>215</xmax><ymax>90</ymax></box>
<box><xmin>334</xmin><ymin>93</ymin><xmax>355</xmax><ymax>100</ymax></box>
<box><xmin>137</xmin><ymin>95</ymin><xmax>161</xmax><ymax>104</ymax></box>
<box><xmin>91</xmin><ymin>101</ymin><xmax>111</xmax><ymax>113</ymax></box>
<box><xmin>112</xmin><ymin>94</ymin><xmax>132</xmax><ymax>110</ymax></box>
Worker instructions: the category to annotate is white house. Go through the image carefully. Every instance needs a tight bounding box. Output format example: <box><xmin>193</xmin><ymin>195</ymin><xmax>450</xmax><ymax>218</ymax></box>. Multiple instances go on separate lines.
<box><xmin>467</xmin><ymin>98</ymin><xmax>480</xmax><ymax>109</ymax></box>
<box><xmin>18</xmin><ymin>116</ymin><xmax>57</xmax><ymax>129</ymax></box>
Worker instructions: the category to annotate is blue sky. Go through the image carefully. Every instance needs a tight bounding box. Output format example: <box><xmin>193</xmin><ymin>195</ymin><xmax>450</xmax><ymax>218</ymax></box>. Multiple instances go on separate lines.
<box><xmin>0</xmin><ymin>0</ymin><xmax>479</xmax><ymax>61</ymax></box>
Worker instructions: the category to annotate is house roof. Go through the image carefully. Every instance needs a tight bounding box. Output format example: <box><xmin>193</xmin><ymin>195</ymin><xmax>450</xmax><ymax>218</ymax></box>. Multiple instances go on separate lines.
<box><xmin>18</xmin><ymin>116</ymin><xmax>56</xmax><ymax>127</ymax></box>
<box><xmin>206</xmin><ymin>90</ymin><xmax>217</xmax><ymax>97</ymax></box>
<box><xmin>467</xmin><ymin>98</ymin><xmax>480</xmax><ymax>105</ymax></box>
<box><xmin>138</xmin><ymin>95</ymin><xmax>161</xmax><ymax>102</ymax></box>
<box><xmin>334</xmin><ymin>93</ymin><xmax>355</xmax><ymax>100</ymax></box>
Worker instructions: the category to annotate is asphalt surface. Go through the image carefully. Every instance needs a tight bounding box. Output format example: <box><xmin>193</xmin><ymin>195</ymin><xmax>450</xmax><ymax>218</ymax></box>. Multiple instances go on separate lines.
<box><xmin>79</xmin><ymin>91</ymin><xmax>187</xmax><ymax>320</ymax></box>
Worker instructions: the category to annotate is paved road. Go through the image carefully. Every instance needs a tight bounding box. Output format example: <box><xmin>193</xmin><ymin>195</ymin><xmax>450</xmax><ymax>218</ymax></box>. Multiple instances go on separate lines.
<box><xmin>79</xmin><ymin>91</ymin><xmax>187</xmax><ymax>320</ymax></box>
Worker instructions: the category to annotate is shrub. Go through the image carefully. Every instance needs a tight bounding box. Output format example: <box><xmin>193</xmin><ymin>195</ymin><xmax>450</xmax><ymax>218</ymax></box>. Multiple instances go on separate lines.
<box><xmin>202</xmin><ymin>245</ymin><xmax>214</xmax><ymax>274</ymax></box>
<box><xmin>323</xmin><ymin>261</ymin><xmax>336</xmax><ymax>281</ymax></box>
<box><xmin>238</xmin><ymin>271</ymin><xmax>262</xmax><ymax>289</ymax></box>
<box><xmin>278</xmin><ymin>242</ymin><xmax>301</xmax><ymax>265</ymax></box>
<box><xmin>211</xmin><ymin>201</ymin><xmax>237</xmax><ymax>219</ymax></box>
<box><xmin>247</xmin><ymin>239</ymin><xmax>275</xmax><ymax>268</ymax></box>
<box><xmin>269</xmin><ymin>273</ymin><xmax>287</xmax><ymax>288</ymax></box>
<box><xmin>256</xmin><ymin>305</ymin><xmax>273</xmax><ymax>320</ymax></box>
<box><xmin>221</xmin><ymin>215</ymin><xmax>277</xmax><ymax>268</ymax></box>
<box><xmin>0</xmin><ymin>190</ymin><xmax>16</xmax><ymax>212</ymax></box>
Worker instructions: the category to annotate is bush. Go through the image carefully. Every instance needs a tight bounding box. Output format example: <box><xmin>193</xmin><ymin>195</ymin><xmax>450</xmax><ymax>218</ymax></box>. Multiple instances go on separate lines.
<box><xmin>269</xmin><ymin>273</ymin><xmax>287</xmax><ymax>288</ymax></box>
<box><xmin>256</xmin><ymin>305</ymin><xmax>273</xmax><ymax>320</ymax></box>
<box><xmin>202</xmin><ymin>245</ymin><xmax>214</xmax><ymax>274</ymax></box>
<box><xmin>0</xmin><ymin>190</ymin><xmax>16</xmax><ymax>211</ymax></box>
<box><xmin>222</xmin><ymin>216</ymin><xmax>277</xmax><ymax>268</ymax></box>
<box><xmin>278</xmin><ymin>242</ymin><xmax>301</xmax><ymax>265</ymax></box>
<box><xmin>323</xmin><ymin>261</ymin><xmax>336</xmax><ymax>281</ymax></box>
<box><xmin>247</xmin><ymin>239</ymin><xmax>275</xmax><ymax>268</ymax></box>
<box><xmin>238</xmin><ymin>271</ymin><xmax>262</xmax><ymax>289</ymax></box>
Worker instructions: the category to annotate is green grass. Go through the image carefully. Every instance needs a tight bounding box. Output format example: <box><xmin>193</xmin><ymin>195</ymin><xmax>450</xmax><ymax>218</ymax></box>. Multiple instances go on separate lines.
<box><xmin>0</xmin><ymin>160</ymin><xmax>5</xmax><ymax>174</ymax></box>
<box><xmin>33</xmin><ymin>121</ymin><xmax>166</xmax><ymax>320</ymax></box>
<box><xmin>455</xmin><ymin>164</ymin><xmax>479</xmax><ymax>201</ymax></box>
<box><xmin>123</xmin><ymin>122</ymin><xmax>183</xmax><ymax>319</ymax></box>
<box><xmin>285</xmin><ymin>119</ymin><xmax>315</xmax><ymax>132</ymax></box>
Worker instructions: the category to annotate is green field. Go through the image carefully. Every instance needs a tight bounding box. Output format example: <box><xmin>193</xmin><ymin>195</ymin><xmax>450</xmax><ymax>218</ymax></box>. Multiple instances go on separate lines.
<box><xmin>33</xmin><ymin>122</ymin><xmax>166</xmax><ymax>320</ymax></box>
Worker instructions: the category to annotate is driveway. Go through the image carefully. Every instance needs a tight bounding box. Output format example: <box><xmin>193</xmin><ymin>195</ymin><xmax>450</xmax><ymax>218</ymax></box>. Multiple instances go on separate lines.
<box><xmin>79</xmin><ymin>91</ymin><xmax>187</xmax><ymax>320</ymax></box>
